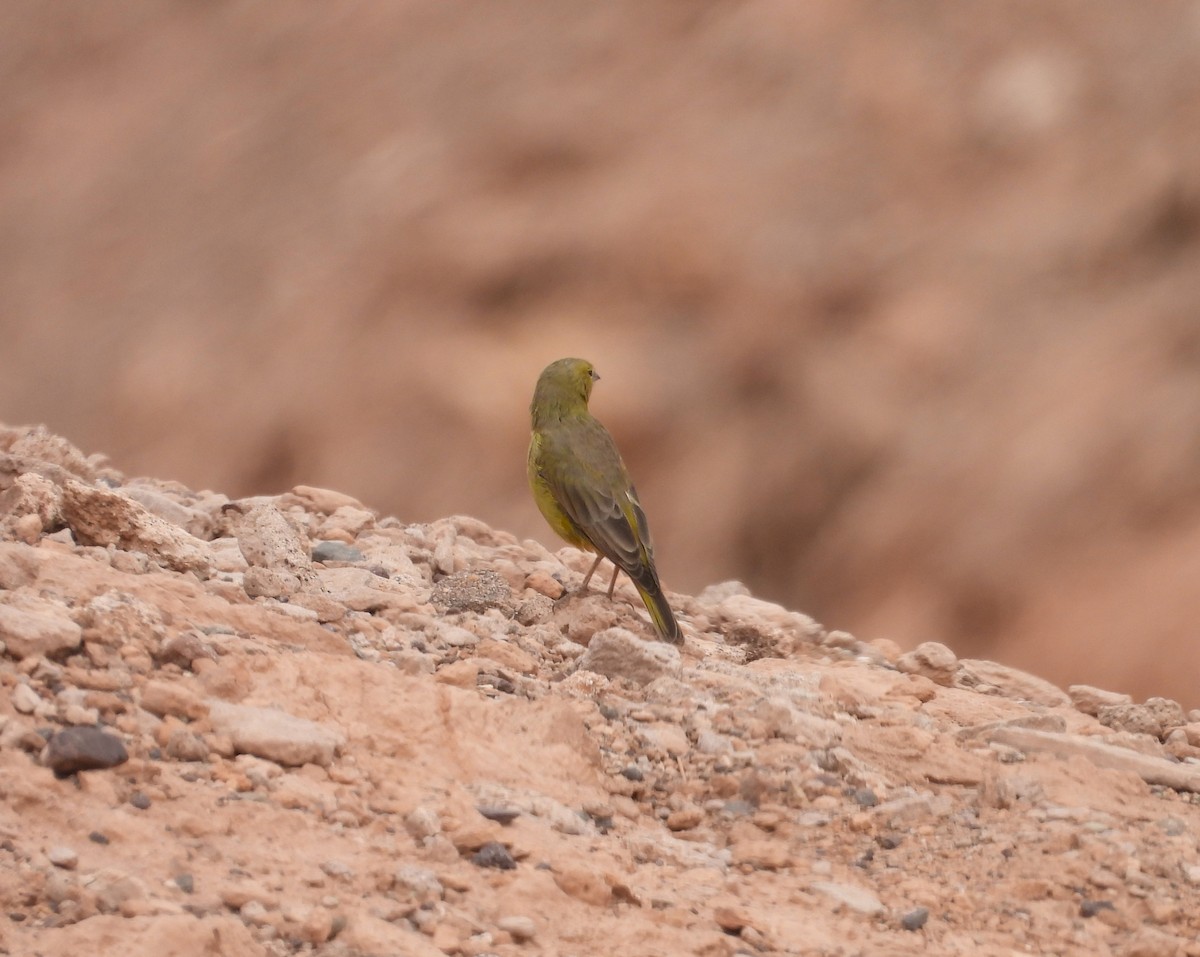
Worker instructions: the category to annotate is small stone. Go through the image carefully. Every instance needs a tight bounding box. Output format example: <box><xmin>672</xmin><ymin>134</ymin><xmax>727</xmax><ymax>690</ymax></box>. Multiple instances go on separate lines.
<box><xmin>88</xmin><ymin>832</ymin><xmax>109</xmax><ymax>845</ymax></box>
<box><xmin>900</xmin><ymin>907</ymin><xmax>929</xmax><ymax>930</ymax></box>
<box><xmin>42</xmin><ymin>726</ymin><xmax>128</xmax><ymax>776</ymax></box>
<box><xmin>47</xmin><ymin>846</ymin><xmax>78</xmax><ymax>870</ymax></box>
<box><xmin>895</xmin><ymin>642</ymin><xmax>958</xmax><ymax>686</ymax></box>
<box><xmin>140</xmin><ymin>680</ymin><xmax>209</xmax><ymax>721</ymax></box>
<box><xmin>1080</xmin><ymin>899</ymin><xmax>1115</xmax><ymax>918</ymax></box>
<box><xmin>0</xmin><ymin>601</ymin><xmax>83</xmax><ymax>659</ymax></box>
<box><xmin>10</xmin><ymin>682</ymin><xmax>41</xmax><ymax>714</ymax></box>
<box><xmin>431</xmin><ymin>570</ymin><xmax>513</xmax><ymax>614</ymax></box>
<box><xmin>312</xmin><ymin>541</ymin><xmax>365</xmax><ymax>564</ymax></box>
<box><xmin>174</xmin><ymin>873</ymin><xmax>195</xmax><ymax>894</ymax></box>
<box><xmin>666</xmin><ymin>807</ymin><xmax>704</xmax><ymax>831</ymax></box>
<box><xmin>471</xmin><ymin>842</ymin><xmax>516</xmax><ymax>870</ymax></box>
<box><xmin>240</xmin><ymin>900</ymin><xmax>271</xmax><ymax>926</ymax></box>
<box><xmin>577</xmin><ymin>628</ymin><xmax>681</xmax><ymax>686</ymax></box>
<box><xmin>515</xmin><ymin>594</ymin><xmax>555</xmax><ymax>626</ymax></box>
<box><xmin>1068</xmin><ymin>684</ymin><xmax>1133</xmax><ymax>716</ymax></box>
<box><xmin>129</xmin><ymin>791</ymin><xmax>151</xmax><ymax>810</ymax></box>
<box><xmin>393</xmin><ymin>866</ymin><xmax>443</xmax><ymax>903</ymax></box>
<box><xmin>477</xmin><ymin>805</ymin><xmax>521</xmax><ymax>825</ymax></box>
<box><xmin>853</xmin><ymin>788</ymin><xmax>879</xmax><ymax>808</ymax></box>
<box><xmin>155</xmin><ymin>631</ymin><xmax>217</xmax><ymax>669</ymax></box>
<box><xmin>524</xmin><ymin>570</ymin><xmax>564</xmax><ymax>600</ymax></box>
<box><xmin>497</xmin><ymin>915</ymin><xmax>536</xmax><ymax>942</ymax></box>
<box><xmin>165</xmin><ymin>729</ymin><xmax>211</xmax><ymax>762</ymax></box>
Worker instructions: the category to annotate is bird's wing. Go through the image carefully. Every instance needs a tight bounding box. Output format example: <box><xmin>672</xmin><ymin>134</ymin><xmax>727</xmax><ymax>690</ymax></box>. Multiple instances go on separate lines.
<box><xmin>541</xmin><ymin>420</ymin><xmax>656</xmax><ymax>584</ymax></box>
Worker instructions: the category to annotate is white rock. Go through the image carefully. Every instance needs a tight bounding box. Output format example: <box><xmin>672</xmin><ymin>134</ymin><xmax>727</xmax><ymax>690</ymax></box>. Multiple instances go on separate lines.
<box><xmin>577</xmin><ymin>628</ymin><xmax>680</xmax><ymax>686</ymax></box>
<box><xmin>10</xmin><ymin>682</ymin><xmax>41</xmax><ymax>714</ymax></box>
<box><xmin>896</xmin><ymin>641</ymin><xmax>959</xmax><ymax>686</ymax></box>
<box><xmin>47</xmin><ymin>846</ymin><xmax>78</xmax><ymax>870</ymax></box>
<box><xmin>812</xmin><ymin>881</ymin><xmax>885</xmax><ymax>916</ymax></box>
<box><xmin>208</xmin><ymin>701</ymin><xmax>344</xmax><ymax>767</ymax></box>
<box><xmin>0</xmin><ymin>601</ymin><xmax>82</xmax><ymax>659</ymax></box>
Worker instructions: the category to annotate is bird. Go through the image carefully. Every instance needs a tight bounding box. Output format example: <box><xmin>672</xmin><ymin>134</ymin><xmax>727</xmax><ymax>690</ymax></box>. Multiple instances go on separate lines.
<box><xmin>527</xmin><ymin>357</ymin><xmax>682</xmax><ymax>643</ymax></box>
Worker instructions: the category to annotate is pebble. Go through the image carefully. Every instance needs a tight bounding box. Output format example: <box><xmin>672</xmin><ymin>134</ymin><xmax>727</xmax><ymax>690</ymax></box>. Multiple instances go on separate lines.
<box><xmin>42</xmin><ymin>726</ymin><xmax>129</xmax><ymax>776</ymax></box>
<box><xmin>895</xmin><ymin>641</ymin><xmax>958</xmax><ymax>686</ymax></box>
<box><xmin>430</xmin><ymin>570</ymin><xmax>513</xmax><ymax>613</ymax></box>
<box><xmin>471</xmin><ymin>842</ymin><xmax>516</xmax><ymax>870</ymax></box>
<box><xmin>47</xmin><ymin>846</ymin><xmax>78</xmax><ymax>870</ymax></box>
<box><xmin>900</xmin><ymin>907</ymin><xmax>929</xmax><ymax>930</ymax></box>
<box><xmin>497</xmin><ymin>915</ymin><xmax>537</xmax><ymax>942</ymax></box>
<box><xmin>577</xmin><ymin>628</ymin><xmax>681</xmax><ymax>686</ymax></box>
<box><xmin>10</xmin><ymin>682</ymin><xmax>41</xmax><ymax>714</ymax></box>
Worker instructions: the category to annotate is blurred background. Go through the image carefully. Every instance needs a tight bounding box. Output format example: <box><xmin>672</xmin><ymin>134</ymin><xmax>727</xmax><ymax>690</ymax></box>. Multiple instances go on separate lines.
<box><xmin>4</xmin><ymin>1</ymin><xmax>1200</xmax><ymax>704</ymax></box>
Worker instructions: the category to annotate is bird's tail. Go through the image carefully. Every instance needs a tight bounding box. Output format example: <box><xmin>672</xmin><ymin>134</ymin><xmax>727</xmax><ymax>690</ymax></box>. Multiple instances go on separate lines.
<box><xmin>633</xmin><ymin>578</ymin><xmax>682</xmax><ymax>644</ymax></box>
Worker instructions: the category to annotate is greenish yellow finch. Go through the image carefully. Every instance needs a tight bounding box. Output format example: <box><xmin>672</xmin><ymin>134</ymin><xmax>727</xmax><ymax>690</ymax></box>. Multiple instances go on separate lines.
<box><xmin>527</xmin><ymin>357</ymin><xmax>682</xmax><ymax>643</ymax></box>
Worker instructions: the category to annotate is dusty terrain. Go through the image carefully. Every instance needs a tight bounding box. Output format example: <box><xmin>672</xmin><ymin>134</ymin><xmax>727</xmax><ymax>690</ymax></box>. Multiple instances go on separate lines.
<box><xmin>4</xmin><ymin>425</ymin><xmax>1200</xmax><ymax>957</ymax></box>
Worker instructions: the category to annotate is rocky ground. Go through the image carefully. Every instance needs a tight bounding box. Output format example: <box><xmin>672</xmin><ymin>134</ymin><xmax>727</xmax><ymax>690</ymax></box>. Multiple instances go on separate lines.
<box><xmin>4</xmin><ymin>423</ymin><xmax>1200</xmax><ymax>957</ymax></box>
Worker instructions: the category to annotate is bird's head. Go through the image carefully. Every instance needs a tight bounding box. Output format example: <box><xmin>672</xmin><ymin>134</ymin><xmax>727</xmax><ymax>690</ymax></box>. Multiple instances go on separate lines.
<box><xmin>531</xmin><ymin>357</ymin><xmax>600</xmax><ymax>423</ymax></box>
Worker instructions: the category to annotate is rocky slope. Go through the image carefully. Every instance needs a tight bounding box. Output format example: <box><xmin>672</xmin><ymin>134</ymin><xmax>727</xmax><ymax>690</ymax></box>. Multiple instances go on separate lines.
<box><xmin>3</xmin><ymin>424</ymin><xmax>1200</xmax><ymax>957</ymax></box>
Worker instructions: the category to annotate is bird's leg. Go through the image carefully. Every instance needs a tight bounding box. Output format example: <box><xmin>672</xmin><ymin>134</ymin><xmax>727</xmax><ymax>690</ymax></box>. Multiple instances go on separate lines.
<box><xmin>606</xmin><ymin>564</ymin><xmax>621</xmax><ymax>600</ymax></box>
<box><xmin>579</xmin><ymin>554</ymin><xmax>605</xmax><ymax>592</ymax></box>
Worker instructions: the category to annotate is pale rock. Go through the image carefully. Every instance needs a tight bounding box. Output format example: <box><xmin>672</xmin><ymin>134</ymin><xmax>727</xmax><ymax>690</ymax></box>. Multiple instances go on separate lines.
<box><xmin>553</xmin><ymin>863</ymin><xmax>614</xmax><ymax>906</ymax></box>
<box><xmin>1069</xmin><ymin>684</ymin><xmax>1133</xmax><ymax>716</ymax></box>
<box><xmin>635</xmin><ymin>722</ymin><xmax>691</xmax><ymax>756</ymax></box>
<box><xmin>209</xmin><ymin>537</ymin><xmax>251</xmax><ymax>573</ymax></box>
<box><xmin>139</xmin><ymin>680</ymin><xmax>209</xmax><ymax>721</ymax></box>
<box><xmin>393</xmin><ymin>866</ymin><xmax>444</xmax><ymax>904</ymax></box>
<box><xmin>711</xmin><ymin>593</ymin><xmax>822</xmax><ymax>656</ymax></box>
<box><xmin>986</xmin><ymin>726</ymin><xmax>1200</xmax><ymax>792</ymax></box>
<box><xmin>956</xmin><ymin>658</ymin><xmax>1070</xmax><ymax>707</ymax></box>
<box><xmin>497</xmin><ymin>915</ymin><xmax>537</xmax><ymax>942</ymax></box>
<box><xmin>10</xmin><ymin>682</ymin><xmax>41</xmax><ymax>714</ymax></box>
<box><xmin>812</xmin><ymin>880</ymin><xmax>886</xmax><ymax>916</ymax></box>
<box><xmin>208</xmin><ymin>701</ymin><xmax>344</xmax><ymax>767</ymax></box>
<box><xmin>318</xmin><ymin>505</ymin><xmax>376</xmax><ymax>538</ymax></box>
<box><xmin>405</xmin><ymin>806</ymin><xmax>442</xmax><ymax>840</ymax></box>
<box><xmin>0</xmin><ymin>473</ymin><xmax>63</xmax><ymax>542</ymax></box>
<box><xmin>242</xmin><ymin>566</ymin><xmax>304</xmax><ymax>599</ymax></box>
<box><xmin>59</xmin><ymin>479</ymin><xmax>214</xmax><ymax>574</ymax></box>
<box><xmin>93</xmin><ymin>871</ymin><xmax>148</xmax><ymax>913</ymax></box>
<box><xmin>896</xmin><ymin>641</ymin><xmax>959</xmax><ymax>686</ymax></box>
<box><xmin>78</xmin><ymin>590</ymin><xmax>167</xmax><ymax>647</ymax></box>
<box><xmin>0</xmin><ymin>542</ymin><xmax>39</xmax><ymax>589</ymax></box>
<box><xmin>0</xmin><ymin>600</ymin><xmax>83</xmax><ymax>658</ymax></box>
<box><xmin>315</xmin><ymin>566</ymin><xmax>420</xmax><ymax>612</ymax></box>
<box><xmin>230</xmin><ymin>502</ymin><xmax>310</xmax><ymax>570</ymax></box>
<box><xmin>121</xmin><ymin>484</ymin><xmax>212</xmax><ymax>538</ymax></box>
<box><xmin>284</xmin><ymin>485</ymin><xmax>368</xmax><ymax>514</ymax></box>
<box><xmin>47</xmin><ymin>845</ymin><xmax>79</xmax><ymax>869</ymax></box>
<box><xmin>577</xmin><ymin>628</ymin><xmax>681</xmax><ymax>685</ymax></box>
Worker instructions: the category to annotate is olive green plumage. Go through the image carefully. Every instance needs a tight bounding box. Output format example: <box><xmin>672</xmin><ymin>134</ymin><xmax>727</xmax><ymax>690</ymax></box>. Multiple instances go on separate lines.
<box><xmin>527</xmin><ymin>357</ymin><xmax>681</xmax><ymax>644</ymax></box>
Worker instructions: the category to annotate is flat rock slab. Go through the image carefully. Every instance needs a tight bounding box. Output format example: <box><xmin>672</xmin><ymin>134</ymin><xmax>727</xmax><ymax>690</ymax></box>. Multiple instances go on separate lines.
<box><xmin>208</xmin><ymin>701</ymin><xmax>345</xmax><ymax>767</ymax></box>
